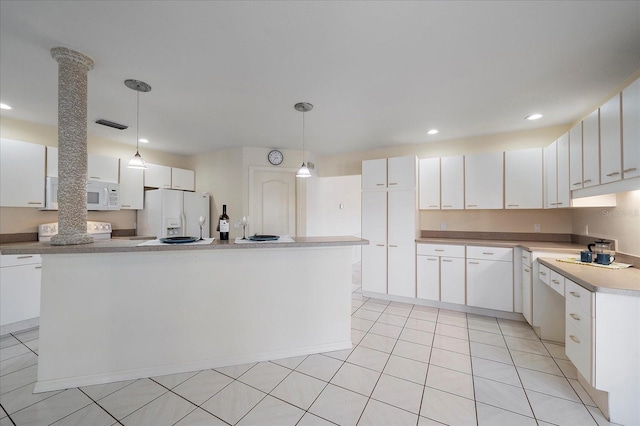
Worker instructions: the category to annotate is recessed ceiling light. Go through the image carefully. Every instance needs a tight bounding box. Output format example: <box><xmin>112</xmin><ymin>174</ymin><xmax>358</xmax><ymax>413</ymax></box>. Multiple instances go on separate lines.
<box><xmin>0</xmin><ymin>103</ymin><xmax>12</xmax><ymax>110</ymax></box>
<box><xmin>138</xmin><ymin>138</ymin><xmax>149</xmax><ymax>143</ymax></box>
<box><xmin>427</xmin><ymin>129</ymin><xmax>439</xmax><ymax>135</ymax></box>
<box><xmin>525</xmin><ymin>113</ymin><xmax>543</xmax><ymax>120</ymax></box>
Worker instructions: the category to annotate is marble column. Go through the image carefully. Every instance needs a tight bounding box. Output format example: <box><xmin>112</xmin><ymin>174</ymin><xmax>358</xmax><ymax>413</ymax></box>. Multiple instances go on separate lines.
<box><xmin>50</xmin><ymin>47</ymin><xmax>95</xmax><ymax>246</ymax></box>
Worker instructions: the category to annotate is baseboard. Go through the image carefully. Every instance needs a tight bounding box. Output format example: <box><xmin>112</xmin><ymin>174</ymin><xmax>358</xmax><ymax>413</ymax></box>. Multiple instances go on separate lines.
<box><xmin>0</xmin><ymin>317</ymin><xmax>39</xmax><ymax>337</ymax></box>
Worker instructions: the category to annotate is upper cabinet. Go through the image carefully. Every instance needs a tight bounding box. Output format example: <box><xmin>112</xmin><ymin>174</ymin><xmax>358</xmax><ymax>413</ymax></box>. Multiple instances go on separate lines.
<box><xmin>622</xmin><ymin>78</ymin><xmax>640</xmax><ymax>180</ymax></box>
<box><xmin>465</xmin><ymin>151</ymin><xmax>503</xmax><ymax>209</ymax></box>
<box><xmin>119</xmin><ymin>161</ymin><xmax>144</xmax><ymax>210</ymax></box>
<box><xmin>569</xmin><ymin>123</ymin><xmax>583</xmax><ymax>190</ymax></box>
<box><xmin>440</xmin><ymin>156</ymin><xmax>464</xmax><ymax>210</ymax></box>
<box><xmin>582</xmin><ymin>110</ymin><xmax>600</xmax><ymax>188</ymax></box>
<box><xmin>600</xmin><ymin>94</ymin><xmax>622</xmax><ymax>184</ymax></box>
<box><xmin>144</xmin><ymin>164</ymin><xmax>172</xmax><ymax>189</ymax></box>
<box><xmin>387</xmin><ymin>156</ymin><xmax>416</xmax><ymax>189</ymax></box>
<box><xmin>47</xmin><ymin>147</ymin><xmax>119</xmax><ymax>183</ymax></box>
<box><xmin>418</xmin><ymin>157</ymin><xmax>440</xmax><ymax>209</ymax></box>
<box><xmin>362</xmin><ymin>158</ymin><xmax>387</xmax><ymax>189</ymax></box>
<box><xmin>171</xmin><ymin>167</ymin><xmax>195</xmax><ymax>191</ymax></box>
<box><xmin>545</xmin><ymin>136</ymin><xmax>570</xmax><ymax>209</ymax></box>
<box><xmin>0</xmin><ymin>139</ymin><xmax>45</xmax><ymax>208</ymax></box>
<box><xmin>505</xmin><ymin>147</ymin><xmax>543</xmax><ymax>209</ymax></box>
<box><xmin>46</xmin><ymin>146</ymin><xmax>58</xmax><ymax>177</ymax></box>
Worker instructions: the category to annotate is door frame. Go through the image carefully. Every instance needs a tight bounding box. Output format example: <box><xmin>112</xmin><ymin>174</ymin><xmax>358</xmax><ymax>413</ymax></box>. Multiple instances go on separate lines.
<box><xmin>248</xmin><ymin>166</ymin><xmax>307</xmax><ymax>237</ymax></box>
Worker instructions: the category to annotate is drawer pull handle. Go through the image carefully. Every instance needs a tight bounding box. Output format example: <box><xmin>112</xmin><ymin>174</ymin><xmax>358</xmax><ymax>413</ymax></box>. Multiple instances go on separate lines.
<box><xmin>551</xmin><ymin>279</ymin><xmax>560</xmax><ymax>284</ymax></box>
<box><xmin>35</xmin><ymin>266</ymin><xmax>42</xmax><ymax>269</ymax></box>
<box><xmin>569</xmin><ymin>335</ymin><xmax>580</xmax><ymax>344</ymax></box>
<box><xmin>429</xmin><ymin>205</ymin><xmax>438</xmax><ymax>208</ymax></box>
<box><xmin>27</xmin><ymin>201</ymin><xmax>43</xmax><ymax>205</ymax></box>
<box><xmin>569</xmin><ymin>291</ymin><xmax>581</xmax><ymax>298</ymax></box>
<box><xmin>389</xmin><ymin>244</ymin><xmax>398</xmax><ymax>248</ymax></box>
<box><xmin>388</xmin><ymin>182</ymin><xmax>398</xmax><ymax>185</ymax></box>
<box><xmin>443</xmin><ymin>205</ymin><xmax>453</xmax><ymax>208</ymax></box>
<box><xmin>121</xmin><ymin>204</ymin><xmax>131</xmax><ymax>208</ymax></box>
<box><xmin>557</xmin><ymin>202</ymin><xmax>564</xmax><ymax>205</ymax></box>
<box><xmin>468</xmin><ymin>261</ymin><xmax>480</xmax><ymax>265</ymax></box>
<box><xmin>376</xmin><ymin>244</ymin><xmax>385</xmax><ymax>247</ymax></box>
<box><xmin>467</xmin><ymin>204</ymin><xmax>477</xmax><ymax>207</ymax></box>
<box><xmin>569</xmin><ymin>313</ymin><xmax>581</xmax><ymax>321</ymax></box>
<box><xmin>583</xmin><ymin>179</ymin><xmax>592</xmax><ymax>183</ymax></box>
<box><xmin>507</xmin><ymin>204</ymin><xmax>519</xmax><ymax>207</ymax></box>
<box><xmin>428</xmin><ymin>258</ymin><xmax>437</xmax><ymax>261</ymax></box>
<box><xmin>442</xmin><ymin>259</ymin><xmax>453</xmax><ymax>263</ymax></box>
<box><xmin>572</xmin><ymin>182</ymin><xmax>582</xmax><ymax>186</ymax></box>
<box><xmin>435</xmin><ymin>249</ymin><xmax>444</xmax><ymax>252</ymax></box>
<box><xmin>605</xmin><ymin>172</ymin><xmax>620</xmax><ymax>177</ymax></box>
<box><xmin>623</xmin><ymin>167</ymin><xmax>637</xmax><ymax>173</ymax></box>
<box><xmin>524</xmin><ymin>268</ymin><xmax>530</xmax><ymax>272</ymax></box>
<box><xmin>539</xmin><ymin>272</ymin><xmax>547</xmax><ymax>276</ymax></box>
<box><xmin>89</xmin><ymin>176</ymin><xmax>100</xmax><ymax>180</ymax></box>
<box><xmin>17</xmin><ymin>255</ymin><xmax>33</xmax><ymax>259</ymax></box>
<box><xmin>482</xmin><ymin>252</ymin><xmax>494</xmax><ymax>255</ymax></box>
<box><xmin>376</xmin><ymin>183</ymin><xmax>385</xmax><ymax>186</ymax></box>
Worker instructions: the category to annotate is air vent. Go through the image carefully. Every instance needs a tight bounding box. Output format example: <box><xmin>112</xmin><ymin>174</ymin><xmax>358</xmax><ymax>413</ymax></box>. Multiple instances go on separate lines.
<box><xmin>95</xmin><ymin>119</ymin><xmax>128</xmax><ymax>130</ymax></box>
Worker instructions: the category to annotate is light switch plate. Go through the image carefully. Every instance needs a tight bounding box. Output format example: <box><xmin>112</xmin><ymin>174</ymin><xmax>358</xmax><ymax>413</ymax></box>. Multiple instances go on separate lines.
<box><xmin>534</xmin><ymin>224</ymin><xmax>541</xmax><ymax>232</ymax></box>
<box><xmin>440</xmin><ymin>223</ymin><xmax>447</xmax><ymax>230</ymax></box>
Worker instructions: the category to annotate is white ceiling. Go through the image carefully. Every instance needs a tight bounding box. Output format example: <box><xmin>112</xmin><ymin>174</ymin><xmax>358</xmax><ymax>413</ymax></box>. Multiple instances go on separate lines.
<box><xmin>1</xmin><ymin>1</ymin><xmax>639</xmax><ymax>156</ymax></box>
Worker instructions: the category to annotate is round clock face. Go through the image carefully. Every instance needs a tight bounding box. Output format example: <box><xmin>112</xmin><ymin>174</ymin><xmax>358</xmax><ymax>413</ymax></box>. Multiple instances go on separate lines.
<box><xmin>268</xmin><ymin>150</ymin><xmax>283</xmax><ymax>165</ymax></box>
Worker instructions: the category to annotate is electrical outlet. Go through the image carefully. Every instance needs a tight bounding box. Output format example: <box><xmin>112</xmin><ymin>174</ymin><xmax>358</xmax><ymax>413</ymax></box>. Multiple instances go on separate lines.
<box><xmin>534</xmin><ymin>224</ymin><xmax>541</xmax><ymax>232</ymax></box>
<box><xmin>440</xmin><ymin>222</ymin><xmax>447</xmax><ymax>231</ymax></box>
<box><xmin>585</xmin><ymin>225</ymin><xmax>589</xmax><ymax>235</ymax></box>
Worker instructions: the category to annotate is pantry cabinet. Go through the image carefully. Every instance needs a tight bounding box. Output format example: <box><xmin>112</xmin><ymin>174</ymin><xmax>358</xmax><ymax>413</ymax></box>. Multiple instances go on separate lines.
<box><xmin>465</xmin><ymin>151</ymin><xmax>503</xmax><ymax>209</ymax></box>
<box><xmin>418</xmin><ymin>157</ymin><xmax>440</xmax><ymax>209</ymax></box>
<box><xmin>119</xmin><ymin>161</ymin><xmax>144</xmax><ymax>209</ymax></box>
<box><xmin>622</xmin><ymin>77</ymin><xmax>640</xmax><ymax>180</ymax></box>
<box><xmin>0</xmin><ymin>139</ymin><xmax>45</xmax><ymax>208</ymax></box>
<box><xmin>505</xmin><ymin>148</ymin><xmax>543</xmax><ymax>209</ymax></box>
<box><xmin>582</xmin><ymin>110</ymin><xmax>600</xmax><ymax>188</ymax></box>
<box><xmin>466</xmin><ymin>246</ymin><xmax>514</xmax><ymax>312</ymax></box>
<box><xmin>600</xmin><ymin>93</ymin><xmax>622</xmax><ymax>184</ymax></box>
<box><xmin>440</xmin><ymin>156</ymin><xmax>464</xmax><ymax>210</ymax></box>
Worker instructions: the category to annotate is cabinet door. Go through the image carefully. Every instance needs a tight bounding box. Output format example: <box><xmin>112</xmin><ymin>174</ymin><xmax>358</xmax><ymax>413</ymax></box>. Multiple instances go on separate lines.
<box><xmin>388</xmin><ymin>243</ymin><xmax>415</xmax><ymax>298</ymax></box>
<box><xmin>362</xmin><ymin>243</ymin><xmax>387</xmax><ymax>294</ymax></box>
<box><xmin>505</xmin><ymin>148</ymin><xmax>543</xmax><ymax>209</ymax></box>
<box><xmin>569</xmin><ymin>123</ymin><xmax>583</xmax><ymax>190</ymax></box>
<box><xmin>387</xmin><ymin>189</ymin><xmax>416</xmax><ymax>243</ymax></box>
<box><xmin>144</xmin><ymin>163</ymin><xmax>172</xmax><ymax>188</ymax></box>
<box><xmin>362</xmin><ymin>159</ymin><xmax>387</xmax><ymax>189</ymax></box>
<box><xmin>465</xmin><ymin>151</ymin><xmax>503</xmax><ymax>209</ymax></box>
<box><xmin>522</xmin><ymin>262</ymin><xmax>533</xmax><ymax>325</ymax></box>
<box><xmin>440</xmin><ymin>256</ymin><xmax>465</xmax><ymax>304</ymax></box>
<box><xmin>46</xmin><ymin>146</ymin><xmax>58</xmax><ymax>177</ymax></box>
<box><xmin>387</xmin><ymin>156</ymin><xmax>416</xmax><ymax>189</ymax></box>
<box><xmin>417</xmin><ymin>255</ymin><xmax>439</xmax><ymax>300</ymax></box>
<box><xmin>467</xmin><ymin>259</ymin><xmax>513</xmax><ymax>312</ymax></box>
<box><xmin>361</xmin><ymin>191</ymin><xmax>387</xmax><ymax>242</ymax></box>
<box><xmin>88</xmin><ymin>153</ymin><xmax>119</xmax><ymax>183</ymax></box>
<box><xmin>0</xmin><ymin>263</ymin><xmax>41</xmax><ymax>326</ymax></box>
<box><xmin>544</xmin><ymin>142</ymin><xmax>557</xmax><ymax>209</ymax></box>
<box><xmin>582</xmin><ymin>110</ymin><xmax>600</xmax><ymax>188</ymax></box>
<box><xmin>172</xmin><ymin>167</ymin><xmax>195</xmax><ymax>191</ymax></box>
<box><xmin>0</xmin><ymin>139</ymin><xmax>45</xmax><ymax>208</ymax></box>
<box><xmin>419</xmin><ymin>157</ymin><xmax>440</xmax><ymax>209</ymax></box>
<box><xmin>600</xmin><ymin>94</ymin><xmax>622</xmax><ymax>184</ymax></box>
<box><xmin>440</xmin><ymin>156</ymin><xmax>464</xmax><ymax>210</ymax></box>
<box><xmin>622</xmin><ymin>77</ymin><xmax>640</xmax><ymax>179</ymax></box>
<box><xmin>557</xmin><ymin>132</ymin><xmax>570</xmax><ymax>208</ymax></box>
<box><xmin>119</xmin><ymin>161</ymin><xmax>144</xmax><ymax>209</ymax></box>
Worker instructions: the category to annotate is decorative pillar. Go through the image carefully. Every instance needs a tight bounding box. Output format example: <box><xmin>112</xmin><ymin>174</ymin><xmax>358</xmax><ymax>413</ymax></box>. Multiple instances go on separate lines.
<box><xmin>50</xmin><ymin>47</ymin><xmax>95</xmax><ymax>246</ymax></box>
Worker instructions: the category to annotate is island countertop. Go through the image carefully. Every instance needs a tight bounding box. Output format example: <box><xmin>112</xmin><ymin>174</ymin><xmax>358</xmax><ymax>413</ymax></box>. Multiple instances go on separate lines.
<box><xmin>0</xmin><ymin>235</ymin><xmax>368</xmax><ymax>255</ymax></box>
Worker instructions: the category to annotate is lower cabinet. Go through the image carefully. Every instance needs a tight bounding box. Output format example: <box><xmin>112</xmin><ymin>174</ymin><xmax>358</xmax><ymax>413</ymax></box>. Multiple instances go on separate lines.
<box><xmin>0</xmin><ymin>255</ymin><xmax>41</xmax><ymax>331</ymax></box>
<box><xmin>441</xmin><ymin>256</ymin><xmax>466</xmax><ymax>304</ymax></box>
<box><xmin>417</xmin><ymin>255</ymin><xmax>439</xmax><ymax>300</ymax></box>
<box><xmin>522</xmin><ymin>258</ymin><xmax>533</xmax><ymax>324</ymax></box>
<box><xmin>361</xmin><ymin>243</ymin><xmax>387</xmax><ymax>294</ymax></box>
<box><xmin>388</xmin><ymin>243</ymin><xmax>416</xmax><ymax>298</ymax></box>
<box><xmin>416</xmin><ymin>244</ymin><xmax>466</xmax><ymax>305</ymax></box>
<box><xmin>466</xmin><ymin>246</ymin><xmax>514</xmax><ymax>312</ymax></box>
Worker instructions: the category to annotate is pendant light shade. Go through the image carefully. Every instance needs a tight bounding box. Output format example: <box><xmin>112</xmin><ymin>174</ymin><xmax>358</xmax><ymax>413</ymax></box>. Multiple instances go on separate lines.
<box><xmin>125</xmin><ymin>79</ymin><xmax>151</xmax><ymax>169</ymax></box>
<box><xmin>294</xmin><ymin>102</ymin><xmax>313</xmax><ymax>178</ymax></box>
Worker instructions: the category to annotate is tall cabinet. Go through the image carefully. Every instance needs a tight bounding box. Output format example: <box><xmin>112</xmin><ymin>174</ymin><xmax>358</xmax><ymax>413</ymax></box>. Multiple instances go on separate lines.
<box><xmin>361</xmin><ymin>156</ymin><xmax>418</xmax><ymax>298</ymax></box>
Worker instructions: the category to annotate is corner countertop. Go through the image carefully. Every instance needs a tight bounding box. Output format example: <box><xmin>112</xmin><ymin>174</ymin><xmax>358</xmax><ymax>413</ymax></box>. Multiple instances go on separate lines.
<box><xmin>538</xmin><ymin>257</ymin><xmax>640</xmax><ymax>297</ymax></box>
<box><xmin>0</xmin><ymin>236</ymin><xmax>368</xmax><ymax>255</ymax></box>
<box><xmin>415</xmin><ymin>237</ymin><xmax>584</xmax><ymax>253</ymax></box>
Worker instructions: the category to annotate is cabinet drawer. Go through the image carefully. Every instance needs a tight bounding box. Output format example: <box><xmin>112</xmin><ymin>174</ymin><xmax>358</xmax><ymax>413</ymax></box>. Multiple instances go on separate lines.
<box><xmin>548</xmin><ymin>270</ymin><xmax>565</xmax><ymax>296</ymax></box>
<box><xmin>566</xmin><ymin>305</ymin><xmax>592</xmax><ymax>339</ymax></box>
<box><xmin>0</xmin><ymin>254</ymin><xmax>42</xmax><ymax>268</ymax></box>
<box><xmin>521</xmin><ymin>250</ymin><xmax>532</xmax><ymax>267</ymax></box>
<box><xmin>466</xmin><ymin>246</ymin><xmax>512</xmax><ymax>261</ymax></box>
<box><xmin>416</xmin><ymin>243</ymin><xmax>465</xmax><ymax>258</ymax></box>
<box><xmin>565</xmin><ymin>321</ymin><xmax>593</xmax><ymax>383</ymax></box>
<box><xmin>538</xmin><ymin>264</ymin><xmax>550</xmax><ymax>284</ymax></box>
<box><xmin>565</xmin><ymin>280</ymin><xmax>594</xmax><ymax>317</ymax></box>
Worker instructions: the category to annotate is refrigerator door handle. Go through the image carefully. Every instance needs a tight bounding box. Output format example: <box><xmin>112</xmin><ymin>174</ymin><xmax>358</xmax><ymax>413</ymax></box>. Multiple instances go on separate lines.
<box><xmin>181</xmin><ymin>213</ymin><xmax>187</xmax><ymax>237</ymax></box>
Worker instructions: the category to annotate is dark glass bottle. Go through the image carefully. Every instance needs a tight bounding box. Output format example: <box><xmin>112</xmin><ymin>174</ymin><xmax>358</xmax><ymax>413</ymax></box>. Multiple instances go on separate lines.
<box><xmin>218</xmin><ymin>204</ymin><xmax>229</xmax><ymax>240</ymax></box>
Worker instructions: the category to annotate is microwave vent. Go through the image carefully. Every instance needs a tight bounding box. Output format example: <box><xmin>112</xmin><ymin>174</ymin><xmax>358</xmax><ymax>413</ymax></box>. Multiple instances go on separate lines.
<box><xmin>95</xmin><ymin>119</ymin><xmax>128</xmax><ymax>130</ymax></box>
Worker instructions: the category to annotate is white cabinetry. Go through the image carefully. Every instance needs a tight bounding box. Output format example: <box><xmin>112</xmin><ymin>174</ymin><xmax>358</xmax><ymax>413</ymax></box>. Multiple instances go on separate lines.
<box><xmin>465</xmin><ymin>152</ymin><xmax>503</xmax><ymax>209</ymax></box>
<box><xmin>119</xmin><ymin>161</ymin><xmax>144</xmax><ymax>209</ymax></box>
<box><xmin>416</xmin><ymin>253</ymin><xmax>439</xmax><ymax>300</ymax></box>
<box><xmin>569</xmin><ymin>123</ymin><xmax>584</xmax><ymax>190</ymax></box>
<box><xmin>440</xmin><ymin>156</ymin><xmax>464</xmax><ymax>210</ymax></box>
<box><xmin>46</xmin><ymin>146</ymin><xmax>58</xmax><ymax>177</ymax></box>
<box><xmin>0</xmin><ymin>255</ymin><xmax>41</xmax><ymax>334</ymax></box>
<box><xmin>545</xmin><ymin>134</ymin><xmax>570</xmax><ymax>209</ymax></box>
<box><xmin>565</xmin><ymin>280</ymin><xmax>594</xmax><ymax>383</ymax></box>
<box><xmin>441</xmin><ymin>255</ymin><xmax>465</xmax><ymax>305</ymax></box>
<box><xmin>505</xmin><ymin>148</ymin><xmax>543</xmax><ymax>209</ymax></box>
<box><xmin>466</xmin><ymin>246</ymin><xmax>513</xmax><ymax>312</ymax></box>
<box><xmin>0</xmin><ymin>139</ymin><xmax>45</xmax><ymax>208</ymax></box>
<box><xmin>416</xmin><ymin>244</ymin><xmax>465</xmax><ymax>303</ymax></box>
<box><xmin>88</xmin><ymin>154</ymin><xmax>119</xmax><ymax>183</ymax></box>
<box><xmin>171</xmin><ymin>167</ymin><xmax>195</xmax><ymax>191</ymax></box>
<box><xmin>622</xmin><ymin>77</ymin><xmax>640</xmax><ymax>180</ymax></box>
<box><xmin>361</xmin><ymin>156</ymin><xmax>417</xmax><ymax>298</ymax></box>
<box><xmin>521</xmin><ymin>250</ymin><xmax>533</xmax><ymax>324</ymax></box>
<box><xmin>582</xmin><ymin>110</ymin><xmax>600</xmax><ymax>188</ymax></box>
<box><xmin>418</xmin><ymin>157</ymin><xmax>440</xmax><ymax>209</ymax></box>
<box><xmin>144</xmin><ymin>163</ymin><xmax>172</xmax><ymax>188</ymax></box>
<box><xmin>600</xmin><ymin>94</ymin><xmax>622</xmax><ymax>184</ymax></box>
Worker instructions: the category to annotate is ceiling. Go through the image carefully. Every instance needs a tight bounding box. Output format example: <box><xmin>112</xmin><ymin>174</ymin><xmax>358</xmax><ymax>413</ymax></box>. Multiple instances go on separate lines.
<box><xmin>1</xmin><ymin>1</ymin><xmax>639</xmax><ymax>157</ymax></box>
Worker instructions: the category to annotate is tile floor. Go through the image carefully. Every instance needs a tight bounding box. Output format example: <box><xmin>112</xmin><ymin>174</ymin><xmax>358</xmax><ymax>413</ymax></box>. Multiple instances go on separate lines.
<box><xmin>0</xmin><ymin>275</ymin><xmax>619</xmax><ymax>425</ymax></box>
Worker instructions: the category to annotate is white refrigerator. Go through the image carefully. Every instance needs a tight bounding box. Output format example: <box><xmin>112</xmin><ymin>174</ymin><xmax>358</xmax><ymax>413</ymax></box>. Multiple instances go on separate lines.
<box><xmin>137</xmin><ymin>189</ymin><xmax>210</xmax><ymax>239</ymax></box>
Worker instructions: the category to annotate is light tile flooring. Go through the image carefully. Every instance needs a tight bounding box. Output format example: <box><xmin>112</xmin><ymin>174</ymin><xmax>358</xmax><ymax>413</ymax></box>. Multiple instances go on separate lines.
<box><xmin>1</xmin><ymin>282</ymin><xmax>619</xmax><ymax>425</ymax></box>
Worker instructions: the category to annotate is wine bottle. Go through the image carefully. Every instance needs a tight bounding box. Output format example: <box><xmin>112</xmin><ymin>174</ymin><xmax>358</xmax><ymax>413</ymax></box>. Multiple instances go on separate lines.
<box><xmin>218</xmin><ymin>204</ymin><xmax>229</xmax><ymax>240</ymax></box>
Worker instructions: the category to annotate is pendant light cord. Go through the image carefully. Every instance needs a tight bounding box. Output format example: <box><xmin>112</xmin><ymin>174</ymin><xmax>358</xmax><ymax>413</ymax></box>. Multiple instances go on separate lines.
<box><xmin>302</xmin><ymin>110</ymin><xmax>306</xmax><ymax>163</ymax></box>
<box><xmin>135</xmin><ymin>89</ymin><xmax>140</xmax><ymax>154</ymax></box>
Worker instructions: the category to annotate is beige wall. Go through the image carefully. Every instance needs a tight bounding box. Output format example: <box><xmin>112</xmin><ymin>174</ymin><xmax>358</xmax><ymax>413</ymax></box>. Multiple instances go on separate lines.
<box><xmin>571</xmin><ymin>191</ymin><xmax>640</xmax><ymax>256</ymax></box>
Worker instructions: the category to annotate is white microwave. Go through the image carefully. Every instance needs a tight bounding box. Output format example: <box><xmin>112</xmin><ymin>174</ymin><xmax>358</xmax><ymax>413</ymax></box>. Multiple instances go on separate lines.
<box><xmin>43</xmin><ymin>176</ymin><xmax>120</xmax><ymax>211</ymax></box>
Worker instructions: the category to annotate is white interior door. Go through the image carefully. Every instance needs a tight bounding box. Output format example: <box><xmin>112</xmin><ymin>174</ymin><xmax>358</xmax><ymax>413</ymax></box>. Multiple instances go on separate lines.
<box><xmin>252</xmin><ymin>170</ymin><xmax>296</xmax><ymax>236</ymax></box>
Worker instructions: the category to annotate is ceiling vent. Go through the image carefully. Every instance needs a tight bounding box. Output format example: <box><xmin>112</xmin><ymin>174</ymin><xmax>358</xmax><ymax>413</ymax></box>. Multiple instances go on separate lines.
<box><xmin>95</xmin><ymin>119</ymin><xmax>128</xmax><ymax>130</ymax></box>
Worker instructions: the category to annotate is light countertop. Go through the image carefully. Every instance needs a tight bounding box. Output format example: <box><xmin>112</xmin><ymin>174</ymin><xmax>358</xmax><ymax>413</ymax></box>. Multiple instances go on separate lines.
<box><xmin>416</xmin><ymin>237</ymin><xmax>584</xmax><ymax>252</ymax></box>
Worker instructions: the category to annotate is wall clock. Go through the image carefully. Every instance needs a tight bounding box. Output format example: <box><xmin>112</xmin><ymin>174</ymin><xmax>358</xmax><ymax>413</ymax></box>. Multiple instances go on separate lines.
<box><xmin>268</xmin><ymin>149</ymin><xmax>284</xmax><ymax>165</ymax></box>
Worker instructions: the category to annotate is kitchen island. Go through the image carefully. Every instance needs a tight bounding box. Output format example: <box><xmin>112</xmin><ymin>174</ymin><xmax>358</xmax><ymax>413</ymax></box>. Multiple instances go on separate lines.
<box><xmin>1</xmin><ymin>236</ymin><xmax>367</xmax><ymax>392</ymax></box>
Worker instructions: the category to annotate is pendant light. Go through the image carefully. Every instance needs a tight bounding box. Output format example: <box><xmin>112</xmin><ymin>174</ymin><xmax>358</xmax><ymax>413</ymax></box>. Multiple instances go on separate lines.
<box><xmin>295</xmin><ymin>102</ymin><xmax>313</xmax><ymax>178</ymax></box>
<box><xmin>125</xmin><ymin>79</ymin><xmax>151</xmax><ymax>169</ymax></box>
